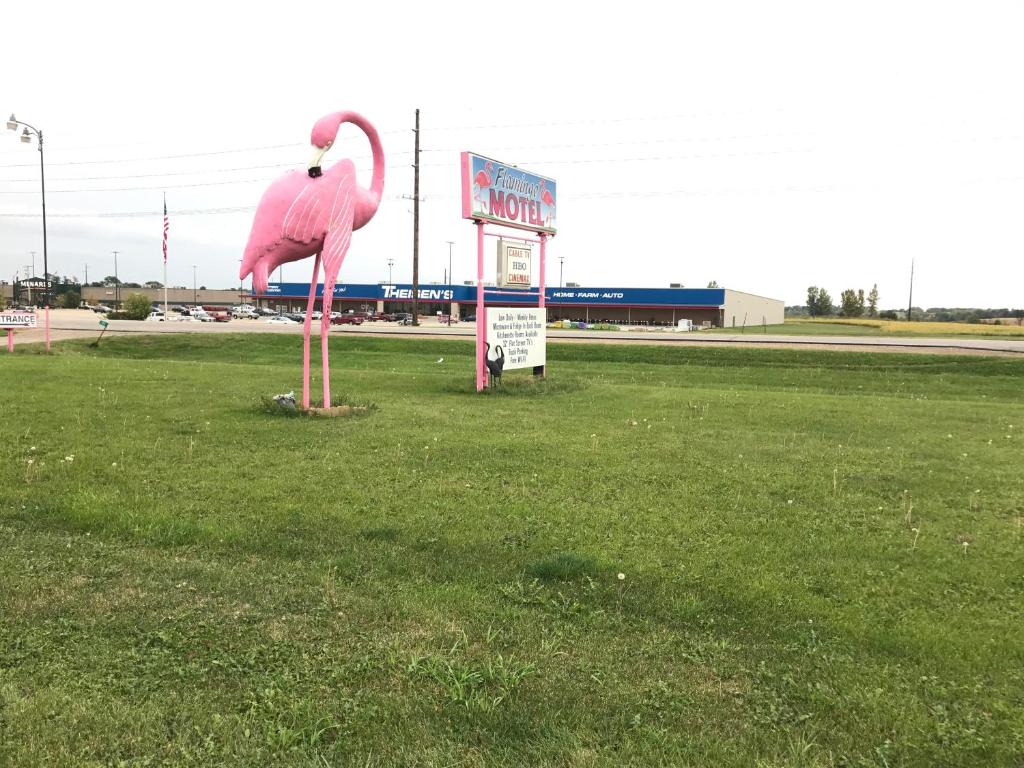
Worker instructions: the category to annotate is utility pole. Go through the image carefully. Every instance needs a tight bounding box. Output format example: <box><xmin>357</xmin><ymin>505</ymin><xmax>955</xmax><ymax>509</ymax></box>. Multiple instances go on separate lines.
<box><xmin>113</xmin><ymin>251</ymin><xmax>119</xmax><ymax>306</ymax></box>
<box><xmin>30</xmin><ymin>251</ymin><xmax>36</xmax><ymax>278</ymax></box>
<box><xmin>446</xmin><ymin>240</ymin><xmax>455</xmax><ymax>324</ymax></box>
<box><xmin>559</xmin><ymin>255</ymin><xmax>565</xmax><ymax>288</ymax></box>
<box><xmin>84</xmin><ymin>263</ymin><xmax>88</xmax><ymax>286</ymax></box>
<box><xmin>907</xmin><ymin>258</ymin><xmax>914</xmax><ymax>322</ymax></box>
<box><xmin>192</xmin><ymin>265</ymin><xmax>198</xmax><ymax>305</ymax></box>
<box><xmin>411</xmin><ymin>108</ymin><xmax>421</xmax><ymax>326</ymax></box>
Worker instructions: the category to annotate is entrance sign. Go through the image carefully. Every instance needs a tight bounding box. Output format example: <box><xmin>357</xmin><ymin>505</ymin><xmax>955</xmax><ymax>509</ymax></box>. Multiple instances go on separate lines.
<box><xmin>486</xmin><ymin>309</ymin><xmax>546</xmax><ymax>370</ymax></box>
<box><xmin>461</xmin><ymin>152</ymin><xmax>557</xmax><ymax>234</ymax></box>
<box><xmin>497</xmin><ymin>240</ymin><xmax>532</xmax><ymax>289</ymax></box>
<box><xmin>0</xmin><ymin>311</ymin><xmax>36</xmax><ymax>329</ymax></box>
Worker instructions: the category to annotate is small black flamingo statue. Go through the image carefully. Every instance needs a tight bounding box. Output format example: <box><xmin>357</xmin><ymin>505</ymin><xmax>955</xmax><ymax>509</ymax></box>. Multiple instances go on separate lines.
<box><xmin>485</xmin><ymin>342</ymin><xmax>505</xmax><ymax>387</ymax></box>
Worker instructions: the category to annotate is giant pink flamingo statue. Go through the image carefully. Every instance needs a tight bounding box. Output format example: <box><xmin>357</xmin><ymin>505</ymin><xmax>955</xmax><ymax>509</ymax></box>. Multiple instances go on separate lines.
<box><xmin>240</xmin><ymin>110</ymin><xmax>384</xmax><ymax>410</ymax></box>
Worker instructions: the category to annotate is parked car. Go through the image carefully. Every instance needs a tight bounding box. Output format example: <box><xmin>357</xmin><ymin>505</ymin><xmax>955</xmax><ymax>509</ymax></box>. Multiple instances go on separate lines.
<box><xmin>145</xmin><ymin>311</ymin><xmax>165</xmax><ymax>322</ymax></box>
<box><xmin>232</xmin><ymin>306</ymin><xmax>258</xmax><ymax>319</ymax></box>
<box><xmin>190</xmin><ymin>309</ymin><xmax>214</xmax><ymax>322</ymax></box>
<box><xmin>266</xmin><ymin>315</ymin><xmax>299</xmax><ymax>324</ymax></box>
<box><xmin>330</xmin><ymin>314</ymin><xmax>364</xmax><ymax>326</ymax></box>
<box><xmin>93</xmin><ymin>305</ymin><xmax>113</xmax><ymax>314</ymax></box>
<box><xmin>462</xmin><ymin>314</ymin><xmax>476</xmax><ymax>322</ymax></box>
<box><xmin>255</xmin><ymin>306</ymin><xmax>278</xmax><ymax>316</ymax></box>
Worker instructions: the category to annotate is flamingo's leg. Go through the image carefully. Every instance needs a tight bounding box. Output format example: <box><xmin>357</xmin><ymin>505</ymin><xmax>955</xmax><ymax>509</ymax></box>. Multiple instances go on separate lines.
<box><xmin>301</xmin><ymin>253</ymin><xmax>321</xmax><ymax>410</ymax></box>
<box><xmin>321</xmin><ymin>276</ymin><xmax>334</xmax><ymax>408</ymax></box>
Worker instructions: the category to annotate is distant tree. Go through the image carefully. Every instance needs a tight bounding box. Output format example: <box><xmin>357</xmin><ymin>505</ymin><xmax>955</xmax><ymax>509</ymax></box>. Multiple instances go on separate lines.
<box><xmin>122</xmin><ymin>282</ymin><xmax>142</xmax><ymax>289</ymax></box>
<box><xmin>815</xmin><ymin>288</ymin><xmax>834</xmax><ymax>317</ymax></box>
<box><xmin>807</xmin><ymin>287</ymin><xmax>820</xmax><ymax>317</ymax></box>
<box><xmin>61</xmin><ymin>290</ymin><xmax>81</xmax><ymax>309</ymax></box>
<box><xmin>123</xmin><ymin>293</ymin><xmax>153</xmax><ymax>320</ymax></box>
<box><xmin>879</xmin><ymin>310</ymin><xmax>898</xmax><ymax>320</ymax></box>
<box><xmin>867</xmin><ymin>284</ymin><xmax>879</xmax><ymax>317</ymax></box>
<box><xmin>199</xmin><ymin>285</ymin><xmax>207</xmax><ymax>291</ymax></box>
<box><xmin>840</xmin><ymin>290</ymin><xmax>860</xmax><ymax>317</ymax></box>
<box><xmin>707</xmin><ymin>280</ymin><xmax>719</xmax><ymax>288</ymax></box>
<box><xmin>144</xmin><ymin>280</ymin><xmax>163</xmax><ymax>289</ymax></box>
<box><xmin>103</xmin><ymin>276</ymin><xmax>122</xmax><ymax>286</ymax></box>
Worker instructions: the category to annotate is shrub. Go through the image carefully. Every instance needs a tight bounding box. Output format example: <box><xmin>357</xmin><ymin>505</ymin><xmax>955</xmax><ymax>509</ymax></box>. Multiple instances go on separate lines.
<box><xmin>61</xmin><ymin>290</ymin><xmax>81</xmax><ymax>309</ymax></box>
<box><xmin>123</xmin><ymin>293</ymin><xmax>153</xmax><ymax>320</ymax></box>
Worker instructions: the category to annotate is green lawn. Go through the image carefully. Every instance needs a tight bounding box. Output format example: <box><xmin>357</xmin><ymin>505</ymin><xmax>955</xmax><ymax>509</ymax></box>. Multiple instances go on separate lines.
<box><xmin>2</xmin><ymin>335</ymin><xmax>1022</xmax><ymax>767</ymax></box>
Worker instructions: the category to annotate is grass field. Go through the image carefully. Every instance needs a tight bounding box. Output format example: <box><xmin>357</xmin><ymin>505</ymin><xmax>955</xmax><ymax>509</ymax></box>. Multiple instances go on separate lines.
<box><xmin>2</xmin><ymin>334</ymin><xmax>1023</xmax><ymax>766</ymax></box>
<box><xmin>720</xmin><ymin>318</ymin><xmax>1024</xmax><ymax>338</ymax></box>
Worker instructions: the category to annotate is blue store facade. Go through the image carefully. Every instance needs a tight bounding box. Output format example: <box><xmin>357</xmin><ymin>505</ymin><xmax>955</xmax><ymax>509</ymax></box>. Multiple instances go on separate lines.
<box><xmin>252</xmin><ymin>283</ymin><xmax>783</xmax><ymax>328</ymax></box>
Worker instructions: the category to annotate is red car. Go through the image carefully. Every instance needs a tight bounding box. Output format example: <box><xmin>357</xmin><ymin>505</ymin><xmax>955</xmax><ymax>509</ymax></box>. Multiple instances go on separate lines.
<box><xmin>330</xmin><ymin>314</ymin><xmax>364</xmax><ymax>326</ymax></box>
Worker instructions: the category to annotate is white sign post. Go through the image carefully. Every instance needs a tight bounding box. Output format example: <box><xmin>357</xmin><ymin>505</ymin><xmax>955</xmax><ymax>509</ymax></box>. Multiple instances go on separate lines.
<box><xmin>496</xmin><ymin>239</ymin><xmax>532</xmax><ymax>290</ymax></box>
<box><xmin>486</xmin><ymin>308</ymin><xmax>546</xmax><ymax>371</ymax></box>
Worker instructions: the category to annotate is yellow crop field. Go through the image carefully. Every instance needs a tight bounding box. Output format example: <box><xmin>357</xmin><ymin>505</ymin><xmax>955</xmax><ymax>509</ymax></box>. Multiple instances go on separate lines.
<box><xmin>798</xmin><ymin>318</ymin><xmax>1024</xmax><ymax>337</ymax></box>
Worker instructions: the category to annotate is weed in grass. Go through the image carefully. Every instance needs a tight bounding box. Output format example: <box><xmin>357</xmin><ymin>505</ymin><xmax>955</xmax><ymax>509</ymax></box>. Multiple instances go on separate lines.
<box><xmin>404</xmin><ymin>631</ymin><xmax>537</xmax><ymax>712</ymax></box>
<box><xmin>526</xmin><ymin>552</ymin><xmax>600</xmax><ymax>581</ymax></box>
<box><xmin>359</xmin><ymin>526</ymin><xmax>400</xmax><ymax>542</ymax></box>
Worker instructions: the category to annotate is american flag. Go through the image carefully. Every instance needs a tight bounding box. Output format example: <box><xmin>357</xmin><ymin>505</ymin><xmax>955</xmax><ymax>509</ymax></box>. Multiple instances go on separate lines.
<box><xmin>162</xmin><ymin>194</ymin><xmax>169</xmax><ymax>262</ymax></box>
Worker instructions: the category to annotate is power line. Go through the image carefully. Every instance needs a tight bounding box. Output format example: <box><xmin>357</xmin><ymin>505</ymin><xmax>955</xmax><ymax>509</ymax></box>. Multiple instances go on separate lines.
<box><xmin>2</xmin><ymin>149</ymin><xmax>417</xmax><ymax>182</ymax></box>
<box><xmin>0</xmin><ymin>150</ymin><xmax>813</xmax><ymax>194</ymax></box>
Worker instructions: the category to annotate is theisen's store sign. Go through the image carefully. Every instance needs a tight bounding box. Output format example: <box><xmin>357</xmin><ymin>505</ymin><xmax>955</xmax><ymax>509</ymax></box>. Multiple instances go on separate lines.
<box><xmin>461</xmin><ymin>152</ymin><xmax>557</xmax><ymax>234</ymax></box>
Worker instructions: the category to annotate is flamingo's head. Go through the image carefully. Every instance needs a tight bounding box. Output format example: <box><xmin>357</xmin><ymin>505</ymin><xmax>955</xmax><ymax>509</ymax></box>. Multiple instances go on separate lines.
<box><xmin>485</xmin><ymin>161</ymin><xmax>493</xmax><ymax>172</ymax></box>
<box><xmin>308</xmin><ymin>113</ymin><xmax>340</xmax><ymax>178</ymax></box>
<box><xmin>539</xmin><ymin>180</ymin><xmax>546</xmax><ymax>190</ymax></box>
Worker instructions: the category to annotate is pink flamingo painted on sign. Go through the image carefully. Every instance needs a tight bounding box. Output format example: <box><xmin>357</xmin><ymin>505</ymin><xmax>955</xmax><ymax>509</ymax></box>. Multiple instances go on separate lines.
<box><xmin>473</xmin><ymin>161</ymin><xmax>494</xmax><ymax>214</ymax></box>
<box><xmin>240</xmin><ymin>110</ymin><xmax>384</xmax><ymax>410</ymax></box>
<box><xmin>539</xmin><ymin>179</ymin><xmax>555</xmax><ymax>229</ymax></box>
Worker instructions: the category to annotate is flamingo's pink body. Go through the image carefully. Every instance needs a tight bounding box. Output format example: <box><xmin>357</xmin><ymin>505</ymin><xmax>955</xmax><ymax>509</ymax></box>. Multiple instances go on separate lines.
<box><xmin>240</xmin><ymin>111</ymin><xmax>384</xmax><ymax>409</ymax></box>
<box><xmin>473</xmin><ymin>161</ymin><xmax>494</xmax><ymax>214</ymax></box>
<box><xmin>539</xmin><ymin>179</ymin><xmax>555</xmax><ymax>228</ymax></box>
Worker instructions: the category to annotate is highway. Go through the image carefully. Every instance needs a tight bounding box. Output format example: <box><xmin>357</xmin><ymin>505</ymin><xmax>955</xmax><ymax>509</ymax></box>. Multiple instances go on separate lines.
<box><xmin>8</xmin><ymin>309</ymin><xmax>1024</xmax><ymax>356</ymax></box>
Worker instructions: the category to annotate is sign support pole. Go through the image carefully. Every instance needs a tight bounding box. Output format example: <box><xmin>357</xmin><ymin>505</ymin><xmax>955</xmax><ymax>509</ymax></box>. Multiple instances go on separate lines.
<box><xmin>6</xmin><ymin>329</ymin><xmax>12</xmax><ymax>353</ymax></box>
<box><xmin>45</xmin><ymin>306</ymin><xmax>50</xmax><ymax>352</ymax></box>
<box><xmin>476</xmin><ymin>220</ymin><xmax>486</xmax><ymax>392</ymax></box>
<box><xmin>534</xmin><ymin>233</ymin><xmax>547</xmax><ymax>378</ymax></box>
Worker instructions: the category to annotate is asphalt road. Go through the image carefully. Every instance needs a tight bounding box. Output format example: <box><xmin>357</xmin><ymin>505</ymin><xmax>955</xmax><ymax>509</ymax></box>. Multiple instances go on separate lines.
<box><xmin>7</xmin><ymin>310</ymin><xmax>1024</xmax><ymax>356</ymax></box>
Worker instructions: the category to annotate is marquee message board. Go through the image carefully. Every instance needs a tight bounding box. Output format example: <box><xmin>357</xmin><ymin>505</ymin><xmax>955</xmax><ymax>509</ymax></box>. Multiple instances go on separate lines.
<box><xmin>461</xmin><ymin>152</ymin><xmax>557</xmax><ymax>234</ymax></box>
<box><xmin>496</xmin><ymin>239</ymin><xmax>532</xmax><ymax>289</ymax></box>
<box><xmin>0</xmin><ymin>311</ymin><xmax>36</xmax><ymax>329</ymax></box>
<box><xmin>485</xmin><ymin>308</ymin><xmax>546</xmax><ymax>370</ymax></box>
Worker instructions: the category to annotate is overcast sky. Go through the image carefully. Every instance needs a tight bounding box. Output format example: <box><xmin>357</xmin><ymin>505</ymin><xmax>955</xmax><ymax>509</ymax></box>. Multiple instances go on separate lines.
<box><xmin>3</xmin><ymin>1</ymin><xmax>1023</xmax><ymax>308</ymax></box>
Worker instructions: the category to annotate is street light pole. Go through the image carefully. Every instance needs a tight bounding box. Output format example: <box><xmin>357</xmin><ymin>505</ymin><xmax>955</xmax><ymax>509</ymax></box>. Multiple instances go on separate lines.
<box><xmin>7</xmin><ymin>115</ymin><xmax>48</xmax><ymax>307</ymax></box>
<box><xmin>113</xmin><ymin>251</ymin><xmax>119</xmax><ymax>306</ymax></box>
<box><xmin>559</xmin><ymin>255</ymin><xmax>564</xmax><ymax>288</ymax></box>
<box><xmin>387</xmin><ymin>258</ymin><xmax>394</xmax><ymax>286</ymax></box>
<box><xmin>445</xmin><ymin>240</ymin><xmax>455</xmax><ymax>324</ymax></box>
<box><xmin>192</xmin><ymin>265</ymin><xmax>198</xmax><ymax>305</ymax></box>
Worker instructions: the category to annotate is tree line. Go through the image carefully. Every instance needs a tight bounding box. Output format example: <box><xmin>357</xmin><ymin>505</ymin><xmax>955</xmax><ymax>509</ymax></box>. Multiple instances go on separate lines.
<box><xmin>802</xmin><ymin>285</ymin><xmax>880</xmax><ymax>318</ymax></box>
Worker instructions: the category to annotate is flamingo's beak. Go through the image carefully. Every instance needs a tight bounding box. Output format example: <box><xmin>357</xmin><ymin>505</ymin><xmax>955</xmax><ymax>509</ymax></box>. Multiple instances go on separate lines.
<box><xmin>308</xmin><ymin>145</ymin><xmax>328</xmax><ymax>178</ymax></box>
